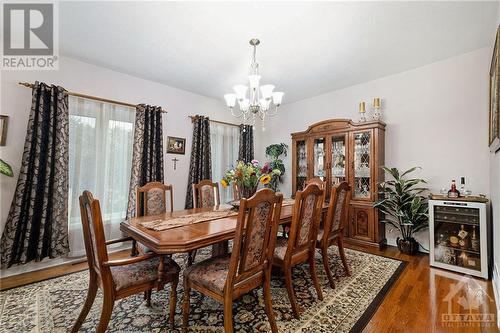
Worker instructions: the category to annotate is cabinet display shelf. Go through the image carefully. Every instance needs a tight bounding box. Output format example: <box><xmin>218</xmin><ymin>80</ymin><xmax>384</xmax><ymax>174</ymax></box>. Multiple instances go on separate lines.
<box><xmin>436</xmin><ymin>244</ymin><xmax>480</xmax><ymax>255</ymax></box>
<box><xmin>291</xmin><ymin>119</ymin><xmax>386</xmax><ymax>248</ymax></box>
<box><xmin>434</xmin><ymin>219</ymin><xmax>479</xmax><ymax>227</ymax></box>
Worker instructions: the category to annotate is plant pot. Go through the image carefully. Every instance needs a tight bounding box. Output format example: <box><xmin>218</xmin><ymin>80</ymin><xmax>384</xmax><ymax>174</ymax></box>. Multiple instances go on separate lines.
<box><xmin>396</xmin><ymin>237</ymin><xmax>419</xmax><ymax>255</ymax></box>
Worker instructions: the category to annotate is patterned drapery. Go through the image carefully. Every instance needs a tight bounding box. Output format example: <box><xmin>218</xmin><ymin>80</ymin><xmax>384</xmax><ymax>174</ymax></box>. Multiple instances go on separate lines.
<box><xmin>0</xmin><ymin>82</ymin><xmax>69</xmax><ymax>268</ymax></box>
<box><xmin>238</xmin><ymin>124</ymin><xmax>254</xmax><ymax>163</ymax></box>
<box><xmin>126</xmin><ymin>104</ymin><xmax>164</xmax><ymax>219</ymax></box>
<box><xmin>185</xmin><ymin>116</ymin><xmax>212</xmax><ymax>209</ymax></box>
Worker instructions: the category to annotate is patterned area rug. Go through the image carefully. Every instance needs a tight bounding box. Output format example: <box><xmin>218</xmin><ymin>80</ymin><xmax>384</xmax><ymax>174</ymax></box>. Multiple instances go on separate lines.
<box><xmin>0</xmin><ymin>247</ymin><xmax>405</xmax><ymax>333</ymax></box>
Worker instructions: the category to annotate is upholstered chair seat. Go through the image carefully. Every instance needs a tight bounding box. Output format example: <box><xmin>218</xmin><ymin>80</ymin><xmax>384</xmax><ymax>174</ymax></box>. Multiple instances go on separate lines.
<box><xmin>273</xmin><ymin>237</ymin><xmax>289</xmax><ymax>261</ymax></box>
<box><xmin>183</xmin><ymin>255</ymin><xmax>231</xmax><ymax>294</ymax></box>
<box><xmin>111</xmin><ymin>257</ymin><xmax>180</xmax><ymax>291</ymax></box>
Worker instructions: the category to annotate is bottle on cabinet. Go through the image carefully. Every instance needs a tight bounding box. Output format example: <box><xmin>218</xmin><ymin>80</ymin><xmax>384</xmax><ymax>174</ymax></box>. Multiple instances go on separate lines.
<box><xmin>447</xmin><ymin>180</ymin><xmax>460</xmax><ymax>198</ymax></box>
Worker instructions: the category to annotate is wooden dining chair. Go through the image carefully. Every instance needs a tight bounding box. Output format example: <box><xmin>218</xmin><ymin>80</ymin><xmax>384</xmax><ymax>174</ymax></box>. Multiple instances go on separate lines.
<box><xmin>182</xmin><ymin>189</ymin><xmax>284</xmax><ymax>333</ymax></box>
<box><xmin>137</xmin><ymin>181</ymin><xmax>174</xmax><ymax>215</ymax></box>
<box><xmin>316</xmin><ymin>181</ymin><xmax>351</xmax><ymax>288</ymax></box>
<box><xmin>305</xmin><ymin>177</ymin><xmax>326</xmax><ymax>190</ymax></box>
<box><xmin>71</xmin><ymin>191</ymin><xmax>180</xmax><ymax>333</ymax></box>
<box><xmin>272</xmin><ymin>183</ymin><xmax>325</xmax><ymax>318</ymax></box>
<box><xmin>132</xmin><ymin>182</ymin><xmax>174</xmax><ymax>255</ymax></box>
<box><xmin>192</xmin><ymin>179</ymin><xmax>220</xmax><ymax>208</ymax></box>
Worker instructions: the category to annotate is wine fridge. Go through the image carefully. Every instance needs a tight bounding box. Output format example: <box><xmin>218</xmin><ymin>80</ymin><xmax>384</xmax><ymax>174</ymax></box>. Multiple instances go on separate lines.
<box><xmin>429</xmin><ymin>199</ymin><xmax>489</xmax><ymax>279</ymax></box>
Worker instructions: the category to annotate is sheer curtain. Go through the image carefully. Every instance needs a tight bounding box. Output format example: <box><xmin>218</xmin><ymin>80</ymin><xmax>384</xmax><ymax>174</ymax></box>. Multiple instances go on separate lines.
<box><xmin>68</xmin><ymin>96</ymin><xmax>135</xmax><ymax>257</ymax></box>
<box><xmin>210</xmin><ymin>122</ymin><xmax>239</xmax><ymax>203</ymax></box>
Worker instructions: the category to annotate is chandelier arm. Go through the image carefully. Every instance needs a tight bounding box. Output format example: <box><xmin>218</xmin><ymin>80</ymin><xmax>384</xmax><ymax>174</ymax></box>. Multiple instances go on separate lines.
<box><xmin>266</xmin><ymin>105</ymin><xmax>280</xmax><ymax>117</ymax></box>
<box><xmin>230</xmin><ymin>107</ymin><xmax>245</xmax><ymax>118</ymax></box>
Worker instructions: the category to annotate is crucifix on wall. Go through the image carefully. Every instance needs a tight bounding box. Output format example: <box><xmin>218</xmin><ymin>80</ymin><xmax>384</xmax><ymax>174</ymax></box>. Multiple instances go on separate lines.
<box><xmin>172</xmin><ymin>157</ymin><xmax>179</xmax><ymax>170</ymax></box>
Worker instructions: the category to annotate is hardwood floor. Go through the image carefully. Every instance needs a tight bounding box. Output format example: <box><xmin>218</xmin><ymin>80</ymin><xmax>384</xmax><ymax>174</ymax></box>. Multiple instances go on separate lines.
<box><xmin>0</xmin><ymin>245</ymin><xmax>498</xmax><ymax>332</ymax></box>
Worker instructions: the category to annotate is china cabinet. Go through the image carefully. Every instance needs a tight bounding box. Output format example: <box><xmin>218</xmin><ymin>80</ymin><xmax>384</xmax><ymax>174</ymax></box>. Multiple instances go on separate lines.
<box><xmin>291</xmin><ymin>119</ymin><xmax>386</xmax><ymax>248</ymax></box>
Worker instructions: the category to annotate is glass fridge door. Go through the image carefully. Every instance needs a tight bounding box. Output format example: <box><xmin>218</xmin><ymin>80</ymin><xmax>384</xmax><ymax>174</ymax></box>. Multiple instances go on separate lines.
<box><xmin>433</xmin><ymin>205</ymin><xmax>481</xmax><ymax>271</ymax></box>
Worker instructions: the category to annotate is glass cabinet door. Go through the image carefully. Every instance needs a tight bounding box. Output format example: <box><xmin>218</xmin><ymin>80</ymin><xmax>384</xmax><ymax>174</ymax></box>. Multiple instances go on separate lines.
<box><xmin>331</xmin><ymin>135</ymin><xmax>347</xmax><ymax>186</ymax></box>
<box><xmin>296</xmin><ymin>140</ymin><xmax>307</xmax><ymax>191</ymax></box>
<box><xmin>353</xmin><ymin>131</ymin><xmax>371</xmax><ymax>199</ymax></box>
<box><xmin>313</xmin><ymin>137</ymin><xmax>326</xmax><ymax>181</ymax></box>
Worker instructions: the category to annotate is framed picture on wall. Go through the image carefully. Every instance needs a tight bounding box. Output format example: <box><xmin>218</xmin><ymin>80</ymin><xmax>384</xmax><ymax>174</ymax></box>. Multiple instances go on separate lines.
<box><xmin>0</xmin><ymin>115</ymin><xmax>9</xmax><ymax>146</ymax></box>
<box><xmin>489</xmin><ymin>26</ymin><xmax>500</xmax><ymax>153</ymax></box>
<box><xmin>166</xmin><ymin>136</ymin><xmax>186</xmax><ymax>155</ymax></box>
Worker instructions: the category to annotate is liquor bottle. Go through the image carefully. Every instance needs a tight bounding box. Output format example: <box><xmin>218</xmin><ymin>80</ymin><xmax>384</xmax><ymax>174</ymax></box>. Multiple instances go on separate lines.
<box><xmin>447</xmin><ymin>180</ymin><xmax>460</xmax><ymax>198</ymax></box>
<box><xmin>460</xmin><ymin>177</ymin><xmax>466</xmax><ymax>194</ymax></box>
<box><xmin>458</xmin><ymin>224</ymin><xmax>468</xmax><ymax>248</ymax></box>
<box><xmin>471</xmin><ymin>225</ymin><xmax>480</xmax><ymax>252</ymax></box>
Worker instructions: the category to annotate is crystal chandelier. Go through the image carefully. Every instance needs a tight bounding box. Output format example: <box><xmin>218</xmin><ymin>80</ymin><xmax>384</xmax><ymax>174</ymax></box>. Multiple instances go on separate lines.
<box><xmin>224</xmin><ymin>39</ymin><xmax>284</xmax><ymax>131</ymax></box>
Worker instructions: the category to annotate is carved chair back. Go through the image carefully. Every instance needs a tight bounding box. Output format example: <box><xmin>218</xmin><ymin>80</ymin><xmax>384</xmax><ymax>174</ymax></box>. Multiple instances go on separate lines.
<box><xmin>286</xmin><ymin>184</ymin><xmax>324</xmax><ymax>258</ymax></box>
<box><xmin>192</xmin><ymin>180</ymin><xmax>220</xmax><ymax>208</ymax></box>
<box><xmin>232</xmin><ymin>182</ymin><xmax>240</xmax><ymax>201</ymax></box>
<box><xmin>305</xmin><ymin>177</ymin><xmax>326</xmax><ymax>191</ymax></box>
<box><xmin>79</xmin><ymin>190</ymin><xmax>111</xmax><ymax>285</ymax></box>
<box><xmin>321</xmin><ymin>182</ymin><xmax>351</xmax><ymax>242</ymax></box>
<box><xmin>136</xmin><ymin>182</ymin><xmax>174</xmax><ymax>216</ymax></box>
<box><xmin>226</xmin><ymin>189</ymin><xmax>283</xmax><ymax>292</ymax></box>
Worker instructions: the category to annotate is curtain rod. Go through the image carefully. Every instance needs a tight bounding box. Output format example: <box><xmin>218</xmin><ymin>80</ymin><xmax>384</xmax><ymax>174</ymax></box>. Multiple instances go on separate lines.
<box><xmin>18</xmin><ymin>82</ymin><xmax>167</xmax><ymax>113</ymax></box>
<box><xmin>188</xmin><ymin>115</ymin><xmax>240</xmax><ymax>128</ymax></box>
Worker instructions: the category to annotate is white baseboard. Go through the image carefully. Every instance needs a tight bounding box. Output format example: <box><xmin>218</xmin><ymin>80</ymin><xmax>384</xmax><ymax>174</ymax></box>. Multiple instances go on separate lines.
<box><xmin>492</xmin><ymin>263</ymin><xmax>500</xmax><ymax>328</ymax></box>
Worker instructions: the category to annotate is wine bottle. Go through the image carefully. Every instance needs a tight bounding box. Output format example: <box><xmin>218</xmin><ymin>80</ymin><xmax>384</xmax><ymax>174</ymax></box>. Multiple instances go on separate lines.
<box><xmin>460</xmin><ymin>177</ymin><xmax>466</xmax><ymax>195</ymax></box>
<box><xmin>447</xmin><ymin>180</ymin><xmax>460</xmax><ymax>198</ymax></box>
<box><xmin>458</xmin><ymin>224</ymin><xmax>468</xmax><ymax>248</ymax></box>
<box><xmin>471</xmin><ymin>225</ymin><xmax>479</xmax><ymax>252</ymax></box>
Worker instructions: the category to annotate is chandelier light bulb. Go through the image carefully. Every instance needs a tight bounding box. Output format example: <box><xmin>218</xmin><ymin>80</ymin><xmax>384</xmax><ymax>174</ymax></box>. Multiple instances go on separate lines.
<box><xmin>272</xmin><ymin>92</ymin><xmax>284</xmax><ymax>106</ymax></box>
<box><xmin>260</xmin><ymin>84</ymin><xmax>275</xmax><ymax>99</ymax></box>
<box><xmin>224</xmin><ymin>94</ymin><xmax>237</xmax><ymax>108</ymax></box>
<box><xmin>233</xmin><ymin>85</ymin><xmax>248</xmax><ymax>100</ymax></box>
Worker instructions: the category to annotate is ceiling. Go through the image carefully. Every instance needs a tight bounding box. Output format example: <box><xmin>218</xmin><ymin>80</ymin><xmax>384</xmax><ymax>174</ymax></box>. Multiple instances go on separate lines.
<box><xmin>60</xmin><ymin>1</ymin><xmax>499</xmax><ymax>104</ymax></box>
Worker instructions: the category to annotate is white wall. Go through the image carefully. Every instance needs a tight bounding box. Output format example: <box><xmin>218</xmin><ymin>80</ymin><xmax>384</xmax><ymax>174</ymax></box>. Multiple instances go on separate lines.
<box><xmin>257</xmin><ymin>48</ymin><xmax>492</xmax><ymax>250</ymax></box>
<box><xmin>0</xmin><ymin>56</ymin><xmax>232</xmax><ymax>235</ymax></box>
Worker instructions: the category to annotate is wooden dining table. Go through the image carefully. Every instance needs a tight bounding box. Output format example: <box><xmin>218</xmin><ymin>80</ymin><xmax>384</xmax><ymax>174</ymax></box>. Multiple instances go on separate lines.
<box><xmin>120</xmin><ymin>202</ymin><xmax>328</xmax><ymax>282</ymax></box>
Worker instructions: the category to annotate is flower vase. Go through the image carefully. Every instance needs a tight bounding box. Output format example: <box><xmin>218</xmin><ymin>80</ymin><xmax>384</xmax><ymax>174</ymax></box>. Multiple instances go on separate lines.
<box><xmin>239</xmin><ymin>185</ymin><xmax>257</xmax><ymax>199</ymax></box>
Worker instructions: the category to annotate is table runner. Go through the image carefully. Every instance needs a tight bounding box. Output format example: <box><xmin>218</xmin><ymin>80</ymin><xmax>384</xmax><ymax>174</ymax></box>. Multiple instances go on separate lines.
<box><xmin>140</xmin><ymin>198</ymin><xmax>297</xmax><ymax>231</ymax></box>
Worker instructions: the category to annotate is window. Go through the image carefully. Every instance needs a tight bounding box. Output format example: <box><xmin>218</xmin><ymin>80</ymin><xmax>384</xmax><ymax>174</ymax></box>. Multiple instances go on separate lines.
<box><xmin>210</xmin><ymin>122</ymin><xmax>239</xmax><ymax>203</ymax></box>
<box><xmin>68</xmin><ymin>96</ymin><xmax>135</xmax><ymax>256</ymax></box>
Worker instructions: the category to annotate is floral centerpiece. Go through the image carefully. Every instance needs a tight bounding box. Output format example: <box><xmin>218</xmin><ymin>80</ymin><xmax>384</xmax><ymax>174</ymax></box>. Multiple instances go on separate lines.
<box><xmin>221</xmin><ymin>160</ymin><xmax>281</xmax><ymax>199</ymax></box>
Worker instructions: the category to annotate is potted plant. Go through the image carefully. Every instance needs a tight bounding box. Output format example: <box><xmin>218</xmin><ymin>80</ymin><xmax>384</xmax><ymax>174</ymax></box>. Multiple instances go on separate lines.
<box><xmin>265</xmin><ymin>143</ymin><xmax>288</xmax><ymax>191</ymax></box>
<box><xmin>0</xmin><ymin>159</ymin><xmax>13</xmax><ymax>177</ymax></box>
<box><xmin>220</xmin><ymin>160</ymin><xmax>280</xmax><ymax>199</ymax></box>
<box><xmin>374</xmin><ymin>166</ymin><xmax>429</xmax><ymax>255</ymax></box>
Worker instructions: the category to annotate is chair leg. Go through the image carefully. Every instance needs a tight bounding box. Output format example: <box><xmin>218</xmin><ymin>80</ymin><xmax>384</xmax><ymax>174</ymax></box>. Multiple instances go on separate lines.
<box><xmin>187</xmin><ymin>250</ymin><xmax>197</xmax><ymax>266</ymax></box>
<box><xmin>96</xmin><ymin>292</ymin><xmax>114</xmax><ymax>333</ymax></box>
<box><xmin>71</xmin><ymin>273</ymin><xmax>98</xmax><ymax>333</ymax></box>
<box><xmin>263</xmin><ymin>271</ymin><xmax>278</xmax><ymax>333</ymax></box>
<box><xmin>223</xmin><ymin>298</ymin><xmax>234</xmax><ymax>333</ymax></box>
<box><xmin>320</xmin><ymin>247</ymin><xmax>336</xmax><ymax>289</ymax></box>
<box><xmin>182</xmin><ymin>277</ymin><xmax>191</xmax><ymax>333</ymax></box>
<box><xmin>144</xmin><ymin>290</ymin><xmax>152</xmax><ymax>307</ymax></box>
<box><xmin>169</xmin><ymin>277</ymin><xmax>178</xmax><ymax>326</ymax></box>
<box><xmin>284</xmin><ymin>264</ymin><xmax>301</xmax><ymax>318</ymax></box>
<box><xmin>131</xmin><ymin>239</ymin><xmax>139</xmax><ymax>257</ymax></box>
<box><xmin>338</xmin><ymin>236</ymin><xmax>351</xmax><ymax>276</ymax></box>
<box><xmin>309</xmin><ymin>250</ymin><xmax>323</xmax><ymax>301</ymax></box>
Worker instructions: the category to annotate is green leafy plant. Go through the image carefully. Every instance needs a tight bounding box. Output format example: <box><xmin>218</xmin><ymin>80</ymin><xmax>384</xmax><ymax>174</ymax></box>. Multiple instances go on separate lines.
<box><xmin>265</xmin><ymin>143</ymin><xmax>288</xmax><ymax>191</ymax></box>
<box><xmin>374</xmin><ymin>166</ymin><xmax>429</xmax><ymax>241</ymax></box>
<box><xmin>0</xmin><ymin>159</ymin><xmax>13</xmax><ymax>177</ymax></box>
